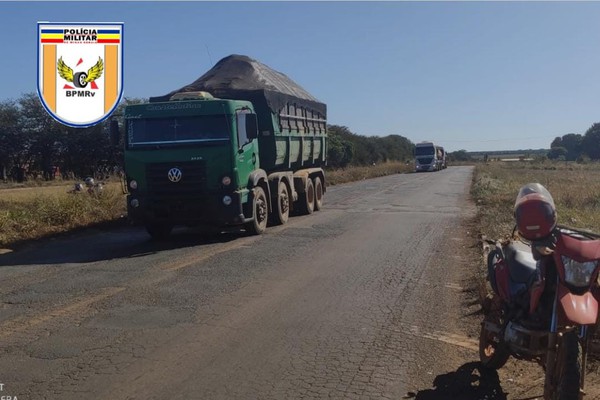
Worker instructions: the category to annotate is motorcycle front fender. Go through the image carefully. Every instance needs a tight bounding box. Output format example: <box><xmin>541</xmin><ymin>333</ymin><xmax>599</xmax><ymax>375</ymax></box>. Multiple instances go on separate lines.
<box><xmin>558</xmin><ymin>284</ymin><xmax>599</xmax><ymax>325</ymax></box>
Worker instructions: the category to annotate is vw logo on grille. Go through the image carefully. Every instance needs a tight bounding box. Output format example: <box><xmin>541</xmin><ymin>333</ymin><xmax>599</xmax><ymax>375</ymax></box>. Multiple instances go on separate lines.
<box><xmin>167</xmin><ymin>167</ymin><xmax>182</xmax><ymax>183</ymax></box>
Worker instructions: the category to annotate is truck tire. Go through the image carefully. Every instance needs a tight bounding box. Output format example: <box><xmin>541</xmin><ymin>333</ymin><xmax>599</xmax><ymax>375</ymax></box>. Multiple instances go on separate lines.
<box><xmin>73</xmin><ymin>72</ymin><xmax>88</xmax><ymax>88</ymax></box>
<box><xmin>314</xmin><ymin>176</ymin><xmax>323</xmax><ymax>211</ymax></box>
<box><xmin>299</xmin><ymin>178</ymin><xmax>315</xmax><ymax>215</ymax></box>
<box><xmin>272</xmin><ymin>181</ymin><xmax>290</xmax><ymax>225</ymax></box>
<box><xmin>246</xmin><ymin>186</ymin><xmax>268</xmax><ymax>235</ymax></box>
<box><xmin>146</xmin><ymin>223</ymin><xmax>172</xmax><ymax>240</ymax></box>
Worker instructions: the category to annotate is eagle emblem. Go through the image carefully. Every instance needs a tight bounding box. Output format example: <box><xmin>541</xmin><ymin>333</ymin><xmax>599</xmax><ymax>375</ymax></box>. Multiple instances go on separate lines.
<box><xmin>57</xmin><ymin>56</ymin><xmax>104</xmax><ymax>88</ymax></box>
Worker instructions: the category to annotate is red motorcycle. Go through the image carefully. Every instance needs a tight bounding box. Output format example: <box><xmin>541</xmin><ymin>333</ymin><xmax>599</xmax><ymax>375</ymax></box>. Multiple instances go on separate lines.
<box><xmin>480</xmin><ymin>183</ymin><xmax>600</xmax><ymax>400</ymax></box>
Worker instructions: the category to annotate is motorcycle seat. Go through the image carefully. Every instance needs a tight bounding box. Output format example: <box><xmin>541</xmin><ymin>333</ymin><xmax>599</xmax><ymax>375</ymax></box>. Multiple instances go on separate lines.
<box><xmin>504</xmin><ymin>241</ymin><xmax>538</xmax><ymax>284</ymax></box>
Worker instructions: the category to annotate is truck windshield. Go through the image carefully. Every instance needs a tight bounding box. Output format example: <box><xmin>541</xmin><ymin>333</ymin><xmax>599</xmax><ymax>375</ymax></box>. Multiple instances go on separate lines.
<box><xmin>415</xmin><ymin>146</ymin><xmax>435</xmax><ymax>156</ymax></box>
<box><xmin>127</xmin><ymin>116</ymin><xmax>230</xmax><ymax>147</ymax></box>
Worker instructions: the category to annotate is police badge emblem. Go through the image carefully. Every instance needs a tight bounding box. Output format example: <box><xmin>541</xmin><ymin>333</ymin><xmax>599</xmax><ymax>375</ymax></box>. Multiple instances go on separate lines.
<box><xmin>38</xmin><ymin>22</ymin><xmax>124</xmax><ymax>127</ymax></box>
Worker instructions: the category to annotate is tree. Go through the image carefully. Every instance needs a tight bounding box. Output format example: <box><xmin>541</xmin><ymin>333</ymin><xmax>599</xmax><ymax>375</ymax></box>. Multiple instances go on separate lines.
<box><xmin>327</xmin><ymin>128</ymin><xmax>354</xmax><ymax>168</ymax></box>
<box><xmin>0</xmin><ymin>93</ymin><xmax>145</xmax><ymax>182</ymax></box>
<box><xmin>582</xmin><ymin>123</ymin><xmax>600</xmax><ymax>160</ymax></box>
<box><xmin>18</xmin><ymin>93</ymin><xmax>66</xmax><ymax>180</ymax></box>
<box><xmin>559</xmin><ymin>133</ymin><xmax>583</xmax><ymax>161</ymax></box>
<box><xmin>448</xmin><ymin>150</ymin><xmax>471</xmax><ymax>162</ymax></box>
<box><xmin>547</xmin><ymin>146</ymin><xmax>568</xmax><ymax>160</ymax></box>
<box><xmin>326</xmin><ymin>125</ymin><xmax>414</xmax><ymax>167</ymax></box>
<box><xmin>0</xmin><ymin>100</ymin><xmax>23</xmax><ymax>181</ymax></box>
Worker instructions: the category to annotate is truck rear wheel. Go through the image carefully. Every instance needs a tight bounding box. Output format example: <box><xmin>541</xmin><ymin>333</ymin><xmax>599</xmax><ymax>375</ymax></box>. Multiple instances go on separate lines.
<box><xmin>314</xmin><ymin>177</ymin><xmax>323</xmax><ymax>211</ymax></box>
<box><xmin>299</xmin><ymin>178</ymin><xmax>315</xmax><ymax>215</ymax></box>
<box><xmin>272</xmin><ymin>181</ymin><xmax>290</xmax><ymax>225</ymax></box>
<box><xmin>246</xmin><ymin>186</ymin><xmax>268</xmax><ymax>235</ymax></box>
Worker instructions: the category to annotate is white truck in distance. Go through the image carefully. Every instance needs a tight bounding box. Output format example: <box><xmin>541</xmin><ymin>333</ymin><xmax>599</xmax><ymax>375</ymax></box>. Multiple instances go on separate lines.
<box><xmin>414</xmin><ymin>142</ymin><xmax>447</xmax><ymax>172</ymax></box>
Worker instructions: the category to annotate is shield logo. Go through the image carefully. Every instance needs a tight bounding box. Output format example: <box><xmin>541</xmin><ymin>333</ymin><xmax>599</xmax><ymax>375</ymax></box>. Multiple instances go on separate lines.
<box><xmin>168</xmin><ymin>168</ymin><xmax>183</xmax><ymax>183</ymax></box>
<box><xmin>38</xmin><ymin>22</ymin><xmax>124</xmax><ymax>127</ymax></box>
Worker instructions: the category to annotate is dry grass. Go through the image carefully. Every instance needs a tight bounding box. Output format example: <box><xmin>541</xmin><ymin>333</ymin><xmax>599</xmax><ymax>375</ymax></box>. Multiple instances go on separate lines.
<box><xmin>472</xmin><ymin>161</ymin><xmax>600</xmax><ymax>239</ymax></box>
<box><xmin>326</xmin><ymin>161</ymin><xmax>413</xmax><ymax>185</ymax></box>
<box><xmin>0</xmin><ymin>185</ymin><xmax>126</xmax><ymax>248</ymax></box>
<box><xmin>1</xmin><ymin>184</ymin><xmax>81</xmax><ymax>202</ymax></box>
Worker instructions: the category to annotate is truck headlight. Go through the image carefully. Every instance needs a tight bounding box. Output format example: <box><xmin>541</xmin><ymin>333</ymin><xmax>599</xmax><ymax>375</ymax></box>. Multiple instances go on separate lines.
<box><xmin>130</xmin><ymin>198</ymin><xmax>140</xmax><ymax>208</ymax></box>
<box><xmin>129</xmin><ymin>180</ymin><xmax>138</xmax><ymax>190</ymax></box>
<box><xmin>221</xmin><ymin>176</ymin><xmax>231</xmax><ymax>186</ymax></box>
<box><xmin>562</xmin><ymin>256</ymin><xmax>598</xmax><ymax>287</ymax></box>
<box><xmin>222</xmin><ymin>196</ymin><xmax>232</xmax><ymax>206</ymax></box>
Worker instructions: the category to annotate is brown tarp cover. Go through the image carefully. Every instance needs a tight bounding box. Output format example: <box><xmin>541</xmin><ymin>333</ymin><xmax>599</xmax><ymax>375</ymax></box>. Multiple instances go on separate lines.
<box><xmin>149</xmin><ymin>54</ymin><xmax>326</xmax><ymax>117</ymax></box>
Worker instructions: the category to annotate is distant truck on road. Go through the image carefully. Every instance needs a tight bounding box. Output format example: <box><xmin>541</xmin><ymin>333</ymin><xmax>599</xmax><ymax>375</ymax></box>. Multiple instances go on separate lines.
<box><xmin>414</xmin><ymin>142</ymin><xmax>446</xmax><ymax>172</ymax></box>
<box><xmin>113</xmin><ymin>55</ymin><xmax>327</xmax><ymax>239</ymax></box>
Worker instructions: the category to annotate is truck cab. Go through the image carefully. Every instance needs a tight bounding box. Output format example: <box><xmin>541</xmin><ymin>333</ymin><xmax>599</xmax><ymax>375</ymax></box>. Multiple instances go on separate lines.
<box><xmin>123</xmin><ymin>92</ymin><xmax>261</xmax><ymax>238</ymax></box>
<box><xmin>414</xmin><ymin>142</ymin><xmax>439</xmax><ymax>172</ymax></box>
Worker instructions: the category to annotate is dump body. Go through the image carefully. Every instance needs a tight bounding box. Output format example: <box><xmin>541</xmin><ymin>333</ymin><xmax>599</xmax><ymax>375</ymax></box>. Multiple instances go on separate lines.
<box><xmin>149</xmin><ymin>55</ymin><xmax>327</xmax><ymax>172</ymax></box>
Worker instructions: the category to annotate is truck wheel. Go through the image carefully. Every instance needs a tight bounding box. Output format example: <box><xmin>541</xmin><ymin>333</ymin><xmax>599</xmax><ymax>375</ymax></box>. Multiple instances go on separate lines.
<box><xmin>272</xmin><ymin>181</ymin><xmax>290</xmax><ymax>225</ymax></box>
<box><xmin>299</xmin><ymin>178</ymin><xmax>315</xmax><ymax>215</ymax></box>
<box><xmin>146</xmin><ymin>223</ymin><xmax>172</xmax><ymax>240</ymax></box>
<box><xmin>314</xmin><ymin>177</ymin><xmax>323</xmax><ymax>211</ymax></box>
<box><xmin>246</xmin><ymin>186</ymin><xmax>268</xmax><ymax>235</ymax></box>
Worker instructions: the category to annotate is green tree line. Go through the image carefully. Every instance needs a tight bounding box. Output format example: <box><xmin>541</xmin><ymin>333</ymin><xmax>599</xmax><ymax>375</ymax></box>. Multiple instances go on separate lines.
<box><xmin>0</xmin><ymin>93</ymin><xmax>416</xmax><ymax>182</ymax></box>
<box><xmin>548</xmin><ymin>123</ymin><xmax>600</xmax><ymax>162</ymax></box>
<box><xmin>0</xmin><ymin>93</ymin><xmax>142</xmax><ymax>182</ymax></box>
<box><xmin>327</xmin><ymin>125</ymin><xmax>414</xmax><ymax>168</ymax></box>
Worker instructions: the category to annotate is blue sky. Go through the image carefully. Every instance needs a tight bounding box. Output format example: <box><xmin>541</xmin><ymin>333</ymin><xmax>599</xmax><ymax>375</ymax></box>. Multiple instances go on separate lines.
<box><xmin>1</xmin><ymin>1</ymin><xmax>599</xmax><ymax>152</ymax></box>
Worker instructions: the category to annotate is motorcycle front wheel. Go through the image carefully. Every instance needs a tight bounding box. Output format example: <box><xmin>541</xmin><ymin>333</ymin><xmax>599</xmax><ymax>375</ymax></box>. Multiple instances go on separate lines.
<box><xmin>551</xmin><ymin>331</ymin><xmax>583</xmax><ymax>400</ymax></box>
<box><xmin>479</xmin><ymin>317</ymin><xmax>510</xmax><ymax>370</ymax></box>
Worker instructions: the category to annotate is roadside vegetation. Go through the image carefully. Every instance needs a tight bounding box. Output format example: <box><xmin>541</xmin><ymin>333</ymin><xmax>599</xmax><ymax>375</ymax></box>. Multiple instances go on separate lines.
<box><xmin>326</xmin><ymin>161</ymin><xmax>413</xmax><ymax>185</ymax></box>
<box><xmin>0</xmin><ymin>184</ymin><xmax>125</xmax><ymax>248</ymax></box>
<box><xmin>471</xmin><ymin>160</ymin><xmax>600</xmax><ymax>239</ymax></box>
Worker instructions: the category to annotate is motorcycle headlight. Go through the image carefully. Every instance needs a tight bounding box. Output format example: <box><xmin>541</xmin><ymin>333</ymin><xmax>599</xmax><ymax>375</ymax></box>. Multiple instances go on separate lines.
<box><xmin>562</xmin><ymin>256</ymin><xmax>598</xmax><ymax>287</ymax></box>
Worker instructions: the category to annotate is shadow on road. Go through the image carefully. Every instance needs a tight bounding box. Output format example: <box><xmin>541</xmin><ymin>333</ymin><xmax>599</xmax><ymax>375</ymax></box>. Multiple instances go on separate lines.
<box><xmin>0</xmin><ymin>226</ymin><xmax>249</xmax><ymax>267</ymax></box>
<box><xmin>409</xmin><ymin>362</ymin><xmax>507</xmax><ymax>400</ymax></box>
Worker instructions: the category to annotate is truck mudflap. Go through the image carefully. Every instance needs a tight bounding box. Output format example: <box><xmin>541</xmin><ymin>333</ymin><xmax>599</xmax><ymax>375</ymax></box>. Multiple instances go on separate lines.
<box><xmin>127</xmin><ymin>190</ymin><xmax>248</xmax><ymax>227</ymax></box>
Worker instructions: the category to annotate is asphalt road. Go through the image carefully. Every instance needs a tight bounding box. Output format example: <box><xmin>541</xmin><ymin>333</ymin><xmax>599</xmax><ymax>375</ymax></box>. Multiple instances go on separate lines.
<box><xmin>0</xmin><ymin>166</ymin><xmax>484</xmax><ymax>400</ymax></box>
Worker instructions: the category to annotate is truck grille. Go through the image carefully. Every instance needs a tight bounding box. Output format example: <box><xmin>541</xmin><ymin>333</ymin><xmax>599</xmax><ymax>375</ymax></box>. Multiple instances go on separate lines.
<box><xmin>146</xmin><ymin>161</ymin><xmax>207</xmax><ymax>197</ymax></box>
<box><xmin>418</xmin><ymin>158</ymin><xmax>433</xmax><ymax>165</ymax></box>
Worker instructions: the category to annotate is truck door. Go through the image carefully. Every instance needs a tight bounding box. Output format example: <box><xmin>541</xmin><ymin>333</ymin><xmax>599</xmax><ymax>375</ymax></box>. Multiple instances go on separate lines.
<box><xmin>235</xmin><ymin>110</ymin><xmax>260</xmax><ymax>187</ymax></box>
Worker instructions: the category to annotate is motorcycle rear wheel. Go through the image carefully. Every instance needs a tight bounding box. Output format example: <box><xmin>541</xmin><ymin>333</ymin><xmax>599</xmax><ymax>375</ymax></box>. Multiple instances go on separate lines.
<box><xmin>551</xmin><ymin>331</ymin><xmax>583</xmax><ymax>400</ymax></box>
<box><xmin>479</xmin><ymin>318</ymin><xmax>510</xmax><ymax>370</ymax></box>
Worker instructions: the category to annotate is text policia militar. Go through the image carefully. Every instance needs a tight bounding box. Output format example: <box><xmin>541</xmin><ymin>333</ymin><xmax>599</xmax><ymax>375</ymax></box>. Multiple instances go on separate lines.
<box><xmin>63</xmin><ymin>28</ymin><xmax>98</xmax><ymax>41</ymax></box>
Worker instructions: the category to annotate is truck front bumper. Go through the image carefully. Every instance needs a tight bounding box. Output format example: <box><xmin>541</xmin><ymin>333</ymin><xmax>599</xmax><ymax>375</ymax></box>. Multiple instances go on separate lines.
<box><xmin>415</xmin><ymin>164</ymin><xmax>435</xmax><ymax>172</ymax></box>
<box><xmin>127</xmin><ymin>190</ymin><xmax>248</xmax><ymax>227</ymax></box>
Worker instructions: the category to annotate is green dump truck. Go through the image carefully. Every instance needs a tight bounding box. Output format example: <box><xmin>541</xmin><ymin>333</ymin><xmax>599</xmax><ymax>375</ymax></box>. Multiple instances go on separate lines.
<box><xmin>117</xmin><ymin>55</ymin><xmax>327</xmax><ymax>239</ymax></box>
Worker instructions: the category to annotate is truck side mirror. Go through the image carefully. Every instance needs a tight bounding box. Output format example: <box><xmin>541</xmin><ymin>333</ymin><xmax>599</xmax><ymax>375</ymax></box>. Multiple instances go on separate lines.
<box><xmin>246</xmin><ymin>114</ymin><xmax>258</xmax><ymax>140</ymax></box>
<box><xmin>110</xmin><ymin>120</ymin><xmax>121</xmax><ymax>147</ymax></box>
